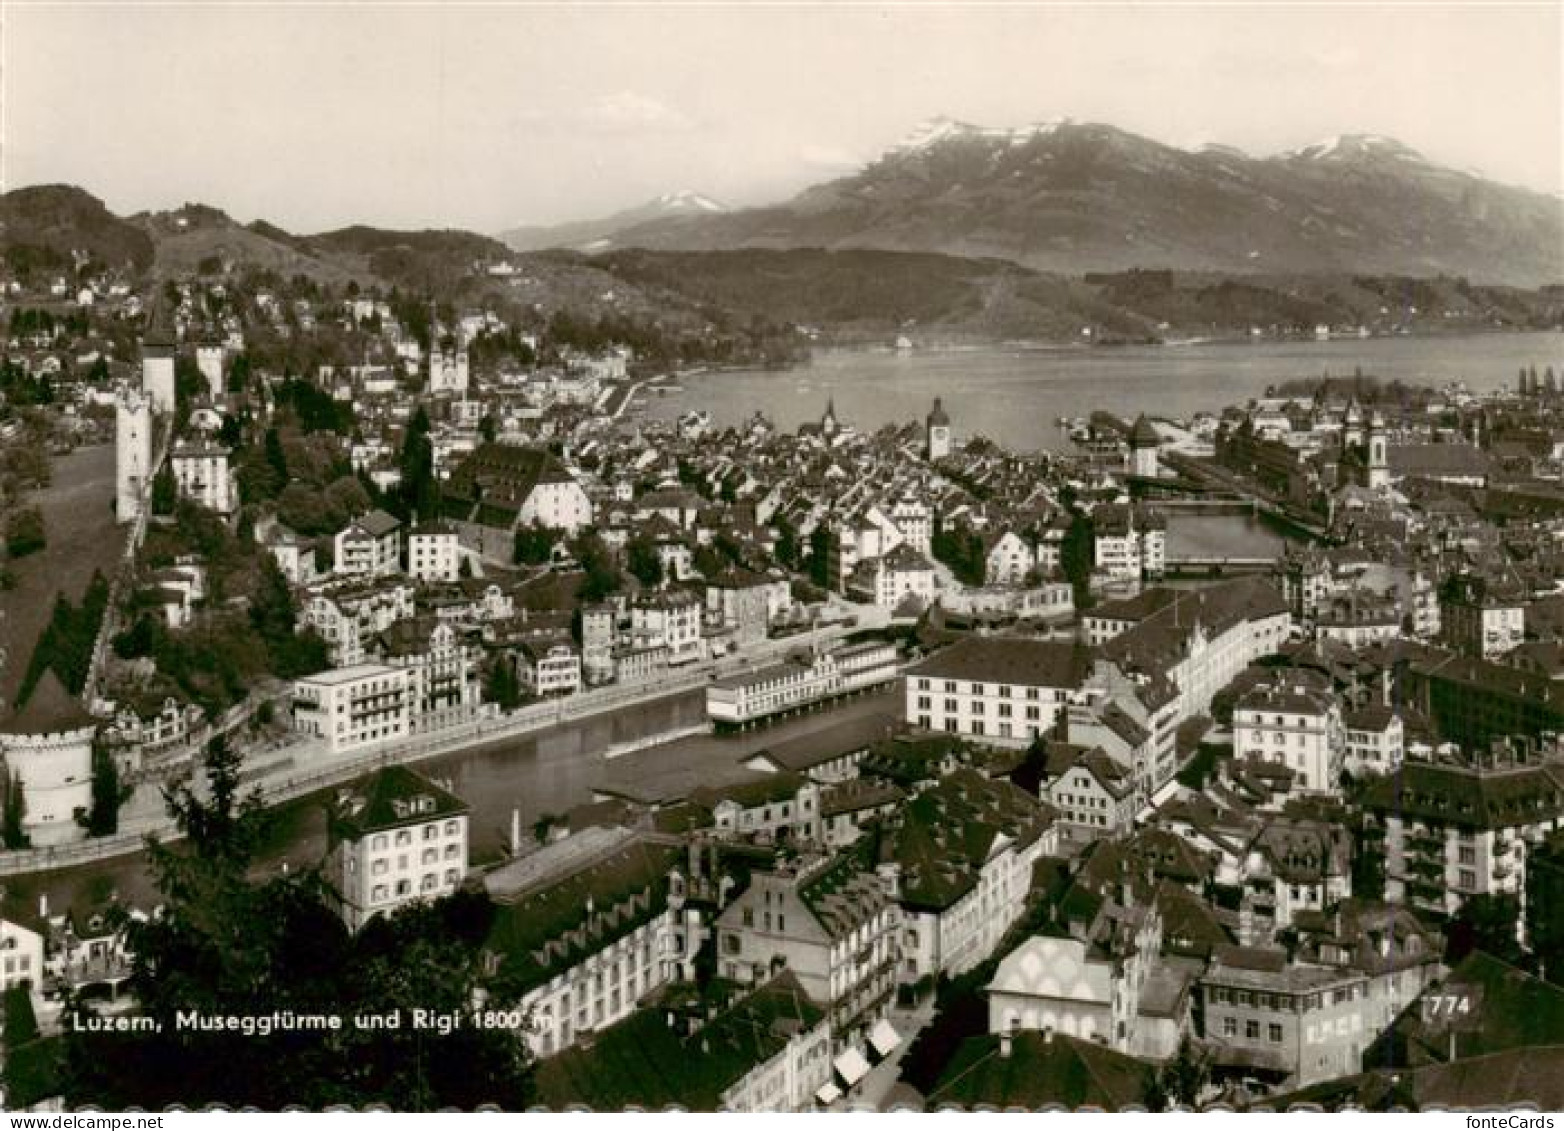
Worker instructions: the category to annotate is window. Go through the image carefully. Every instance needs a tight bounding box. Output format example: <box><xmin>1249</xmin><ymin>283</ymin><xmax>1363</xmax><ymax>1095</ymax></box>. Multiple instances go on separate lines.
<box><xmin>1269</xmin><ymin>1024</ymin><xmax>1283</xmax><ymax>1043</ymax></box>
<box><xmin>1223</xmin><ymin>1018</ymin><xmax>1238</xmax><ymax>1038</ymax></box>
<box><xmin>1246</xmin><ymin>1020</ymin><xmax>1260</xmax><ymax>1040</ymax></box>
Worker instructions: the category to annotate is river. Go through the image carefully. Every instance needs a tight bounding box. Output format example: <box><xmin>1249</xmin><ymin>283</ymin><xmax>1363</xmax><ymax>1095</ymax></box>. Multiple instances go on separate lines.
<box><xmin>641</xmin><ymin>331</ymin><xmax>1564</xmax><ymax>453</ymax></box>
<box><xmin>4</xmin><ymin>687</ymin><xmax>900</xmax><ymax>915</ymax></box>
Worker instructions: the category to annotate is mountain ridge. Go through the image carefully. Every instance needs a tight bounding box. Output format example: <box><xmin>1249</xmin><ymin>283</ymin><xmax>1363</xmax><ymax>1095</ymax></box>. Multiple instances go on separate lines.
<box><xmin>500</xmin><ymin>118</ymin><xmax>1564</xmax><ymax>285</ymax></box>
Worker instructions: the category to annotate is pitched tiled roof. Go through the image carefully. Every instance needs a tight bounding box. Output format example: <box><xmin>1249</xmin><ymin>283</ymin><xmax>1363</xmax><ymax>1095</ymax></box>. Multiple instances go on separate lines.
<box><xmin>533</xmin><ymin>971</ymin><xmax>824</xmax><ymax>1112</ymax></box>
<box><xmin>330</xmin><ymin>765</ymin><xmax>468</xmax><ymax>838</ymax></box>
<box><xmin>886</xmin><ymin>768</ymin><xmax>1054</xmax><ymax>912</ymax></box>
<box><xmin>1361</xmin><ymin>759</ymin><xmax>1564</xmax><ymax>831</ymax></box>
<box><xmin>485</xmin><ymin>838</ymin><xmax>682</xmax><ymax>996</ymax></box>
<box><xmin>908</xmin><ymin>636</ymin><xmax>1092</xmax><ymax>689</ymax></box>
<box><xmin>928</xmin><ymin>1030</ymin><xmax>1156</xmax><ymax>1110</ymax></box>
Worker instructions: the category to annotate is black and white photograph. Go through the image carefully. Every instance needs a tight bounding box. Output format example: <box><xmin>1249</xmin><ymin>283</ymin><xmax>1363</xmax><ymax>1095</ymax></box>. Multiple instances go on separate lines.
<box><xmin>0</xmin><ymin>0</ymin><xmax>1562</xmax><ymax>1113</ymax></box>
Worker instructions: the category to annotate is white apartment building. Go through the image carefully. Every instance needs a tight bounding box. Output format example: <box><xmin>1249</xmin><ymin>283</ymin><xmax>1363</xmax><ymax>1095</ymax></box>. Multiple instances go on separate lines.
<box><xmin>888</xmin><ymin>770</ymin><xmax>1057</xmax><ymax>984</ymax></box>
<box><xmin>1342</xmin><ymin>706</ymin><xmax>1405</xmax><ymax>778</ymax></box>
<box><xmin>904</xmin><ymin>637</ymin><xmax>1094</xmax><ymax>747</ymax></box>
<box><xmin>169</xmin><ymin>439</ymin><xmax>239</xmax><ymax>516</ymax></box>
<box><xmin>481</xmin><ymin>838</ymin><xmax>701</xmax><ymax>1058</ymax></box>
<box><xmin>292</xmin><ymin>663</ymin><xmax>412</xmax><ymax>754</ymax></box>
<box><xmin>1092</xmin><ymin>504</ymin><xmax>1166</xmax><ymax>583</ymax></box>
<box><xmin>302</xmin><ymin>581</ymin><xmax>416</xmax><ymax>667</ymax></box>
<box><xmin>407</xmin><ymin>524</ymin><xmax>461</xmax><ymax>582</ymax></box>
<box><xmin>871</xmin><ymin>545</ymin><xmax>938</xmax><ymax>611</ymax></box>
<box><xmin>334</xmin><ymin>509</ymin><xmax>403</xmax><ymax>580</ymax></box>
<box><xmin>518</xmin><ymin>641</ymin><xmax>582</xmax><ymax>697</ymax></box>
<box><xmin>0</xmin><ymin>914</ymin><xmax>45</xmax><ymax>995</ymax></box>
<box><xmin>1234</xmin><ymin>679</ymin><xmax>1345</xmax><ymax>795</ymax></box>
<box><xmin>1367</xmin><ymin>759</ymin><xmax>1564</xmax><ymax>937</ymax></box>
<box><xmin>985</xmin><ymin>530</ymin><xmax>1037</xmax><ymax>587</ymax></box>
<box><xmin>630</xmin><ymin>589</ymin><xmax>703</xmax><ymax>665</ymax></box>
<box><xmin>327</xmin><ymin>765</ymin><xmax>470</xmax><ymax>932</ymax></box>
<box><xmin>889</xmin><ymin>496</ymin><xmax>932</xmax><ymax>556</ymax></box>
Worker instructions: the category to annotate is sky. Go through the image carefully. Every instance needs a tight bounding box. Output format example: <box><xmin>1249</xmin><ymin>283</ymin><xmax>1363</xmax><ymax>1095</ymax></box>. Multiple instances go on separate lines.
<box><xmin>4</xmin><ymin>2</ymin><xmax>1561</xmax><ymax>235</ymax></box>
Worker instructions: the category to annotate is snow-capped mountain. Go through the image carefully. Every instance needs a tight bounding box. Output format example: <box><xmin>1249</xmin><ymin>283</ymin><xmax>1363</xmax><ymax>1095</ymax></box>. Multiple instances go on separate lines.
<box><xmin>564</xmin><ymin>118</ymin><xmax>1561</xmax><ymax>284</ymax></box>
<box><xmin>499</xmin><ymin>190</ymin><xmax>727</xmax><ymax>252</ymax></box>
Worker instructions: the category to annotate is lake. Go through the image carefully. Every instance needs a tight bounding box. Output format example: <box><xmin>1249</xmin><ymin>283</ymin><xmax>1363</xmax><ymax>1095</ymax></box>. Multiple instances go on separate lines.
<box><xmin>642</xmin><ymin>331</ymin><xmax>1564</xmax><ymax>453</ymax></box>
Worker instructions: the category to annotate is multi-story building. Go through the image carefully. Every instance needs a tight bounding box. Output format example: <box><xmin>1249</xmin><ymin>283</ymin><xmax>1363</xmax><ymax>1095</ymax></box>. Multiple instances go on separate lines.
<box><xmin>709</xmin><ymin>653</ymin><xmax>841</xmax><ymax>729</ymax></box>
<box><xmin>889</xmin><ymin>496</ymin><xmax>932</xmax><ymax>556</ymax></box>
<box><xmin>334</xmin><ymin>509</ymin><xmax>403</xmax><ymax>580</ymax></box>
<box><xmin>442</xmin><ymin>443</ymin><xmax>594</xmax><ymax>560</ymax></box>
<box><xmin>1197</xmin><ymin>907</ymin><xmax>1440</xmax><ymax>1092</ymax></box>
<box><xmin>1238</xmin><ymin>819</ymin><xmax>1353</xmax><ymax>942</ymax></box>
<box><xmin>987</xmin><ymin>873</ymin><xmax>1163</xmax><ymax>1054</ymax></box>
<box><xmin>291</xmin><ymin>663</ymin><xmax>412</xmax><ymax>754</ymax></box>
<box><xmin>984</xmin><ymin>530</ymin><xmax>1037</xmax><ymax>587</ymax></box>
<box><xmin>904</xmin><ymin>637</ymin><xmax>1094</xmax><ymax>746</ymax></box>
<box><xmin>326</xmin><ymin>765</ymin><xmax>469</xmax><ymax>932</ymax></box>
<box><xmin>532</xmin><ymin>972</ymin><xmax>833</xmax><ymax>1113</ymax></box>
<box><xmin>1038</xmin><ymin>742</ymin><xmax>1139</xmax><ymax>839</ymax></box>
<box><xmin>867</xmin><ymin>544</ymin><xmax>938</xmax><ymax>611</ymax></box>
<box><xmin>1342</xmin><ymin>706</ymin><xmax>1404</xmax><ymax>779</ymax></box>
<box><xmin>302</xmin><ymin>580</ymin><xmax>417</xmax><ymax>667</ymax></box>
<box><xmin>407</xmin><ymin>522</ymin><xmax>461</xmax><ymax>582</ymax></box>
<box><xmin>705</xmin><ymin>569</ymin><xmax>789</xmax><ymax>646</ymax></box>
<box><xmin>516</xmin><ymin>641</ymin><xmax>582</xmax><ymax>697</ymax></box>
<box><xmin>1233</xmin><ymin>677</ymin><xmax>1345</xmax><ymax>795</ymax></box>
<box><xmin>886</xmin><ymin>769</ymin><xmax>1057</xmax><ymax>983</ymax></box>
<box><xmin>1440</xmin><ymin>573</ymin><xmax>1525</xmax><ymax>659</ymax></box>
<box><xmin>481</xmin><ymin>835</ymin><xmax>701</xmax><ymax>1058</ymax></box>
<box><xmin>1092</xmin><ymin>504</ymin><xmax>1166</xmax><ymax>583</ymax></box>
<box><xmin>0</xmin><ymin>911</ymin><xmax>46</xmax><ymax>996</ymax></box>
<box><xmin>692</xmin><ymin>774</ymin><xmax>821</xmax><ymax>843</ymax></box>
<box><xmin>1097</xmin><ymin>577</ymin><xmax>1293</xmax><ymax>726</ymax></box>
<box><xmin>169</xmin><ymin>438</ymin><xmax>238</xmax><ymax>516</ymax></box>
<box><xmin>630</xmin><ymin>589</ymin><xmax>704</xmax><ymax>665</ymax></box>
<box><xmin>141</xmin><ymin>327</ymin><xmax>176</xmax><ymax>414</ymax></box>
<box><xmin>715</xmin><ymin>852</ymin><xmax>898</xmax><ymax>1047</ymax></box>
<box><xmin>378</xmin><ymin>618</ymin><xmax>481</xmax><ymax>730</ymax></box>
<box><xmin>261</xmin><ymin>521</ymin><xmax>319</xmax><ymax>586</ymax></box>
<box><xmin>579</xmin><ymin>604</ymin><xmax>617</xmax><ymax>685</ymax></box>
<box><xmin>1364</xmin><ymin>756</ymin><xmax>1564</xmax><ymax>936</ymax></box>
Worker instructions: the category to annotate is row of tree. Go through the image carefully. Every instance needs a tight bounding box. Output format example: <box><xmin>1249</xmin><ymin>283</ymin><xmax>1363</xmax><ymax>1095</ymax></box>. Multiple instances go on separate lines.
<box><xmin>15</xmin><ymin>570</ymin><xmax>110</xmax><ymax>707</ymax></box>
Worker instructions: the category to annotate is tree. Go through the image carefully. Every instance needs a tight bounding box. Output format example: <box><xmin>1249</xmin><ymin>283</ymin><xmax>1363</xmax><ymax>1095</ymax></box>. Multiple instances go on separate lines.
<box><xmin>61</xmin><ymin>737</ymin><xmax>533</xmax><ymax>1108</ymax></box>
<box><xmin>484</xmin><ymin>655</ymin><xmax>521</xmax><ymax>711</ymax></box>
<box><xmin>150</xmin><ymin>466</ymin><xmax>177</xmax><ymax>516</ymax></box>
<box><xmin>1445</xmin><ymin>893</ymin><xmax>1528</xmax><ymax>969</ymax></box>
<box><xmin>4</xmin><ymin>506</ymin><xmax>45</xmax><ymax>558</ymax></box>
<box><xmin>398</xmin><ymin>406</ymin><xmax>437</xmax><ymax>522</ymax></box>
<box><xmin>1060</xmin><ymin>512</ymin><xmax>1096</xmax><ymax>610</ymax></box>
<box><xmin>83</xmin><ymin>740</ymin><xmax>127</xmax><ymax>837</ymax></box>
<box><xmin>173</xmin><ymin>356</ymin><xmax>206</xmax><ymax>432</ymax></box>
<box><xmin>625</xmin><ymin>537</ymin><xmax>664</xmax><ymax>589</ymax></box>
<box><xmin>774</xmin><ymin>516</ymin><xmax>800</xmax><ymax>571</ymax></box>
<box><xmin>572</xmin><ymin>532</ymin><xmax>621</xmax><ymax>603</ymax></box>
<box><xmin>807</xmin><ymin>524</ymin><xmax>832</xmax><ymax>589</ymax></box>
<box><xmin>264</xmin><ymin>426</ymin><xmax>289</xmax><ymax>487</ymax></box>
<box><xmin>512</xmin><ymin>523</ymin><xmax>558</xmax><ymax>567</ymax></box>
<box><xmin>2</xmin><ymin>771</ymin><xmax>27</xmax><ymax>849</ymax></box>
<box><xmin>1148</xmin><ymin>1035</ymin><xmax>1210</xmax><ymax>1110</ymax></box>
